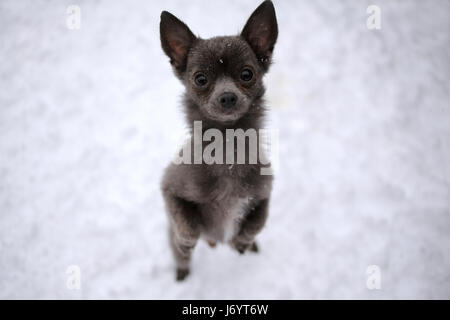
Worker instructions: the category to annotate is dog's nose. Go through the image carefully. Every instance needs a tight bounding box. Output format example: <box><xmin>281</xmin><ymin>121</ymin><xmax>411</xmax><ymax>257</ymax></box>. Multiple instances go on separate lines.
<box><xmin>218</xmin><ymin>92</ymin><xmax>237</xmax><ymax>108</ymax></box>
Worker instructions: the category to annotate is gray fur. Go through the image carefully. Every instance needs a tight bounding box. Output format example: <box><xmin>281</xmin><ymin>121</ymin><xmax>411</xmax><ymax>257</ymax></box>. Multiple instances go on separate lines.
<box><xmin>160</xmin><ymin>0</ymin><xmax>278</xmax><ymax>281</ymax></box>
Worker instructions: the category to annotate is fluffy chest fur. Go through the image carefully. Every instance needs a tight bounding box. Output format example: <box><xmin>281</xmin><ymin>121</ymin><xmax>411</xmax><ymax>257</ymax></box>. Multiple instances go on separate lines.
<box><xmin>197</xmin><ymin>172</ymin><xmax>251</xmax><ymax>242</ymax></box>
<box><xmin>200</xmin><ymin>196</ymin><xmax>252</xmax><ymax>243</ymax></box>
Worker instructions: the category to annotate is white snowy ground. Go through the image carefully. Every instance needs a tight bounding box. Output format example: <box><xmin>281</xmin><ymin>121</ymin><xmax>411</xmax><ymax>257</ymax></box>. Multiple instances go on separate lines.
<box><xmin>0</xmin><ymin>0</ymin><xmax>449</xmax><ymax>299</ymax></box>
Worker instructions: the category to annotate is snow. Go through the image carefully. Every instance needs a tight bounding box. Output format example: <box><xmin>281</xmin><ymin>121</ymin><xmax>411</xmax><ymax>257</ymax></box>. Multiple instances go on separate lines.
<box><xmin>0</xmin><ymin>0</ymin><xmax>449</xmax><ymax>299</ymax></box>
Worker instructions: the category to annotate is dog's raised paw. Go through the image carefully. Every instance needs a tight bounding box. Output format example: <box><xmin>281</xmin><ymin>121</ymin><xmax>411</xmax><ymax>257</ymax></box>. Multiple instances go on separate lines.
<box><xmin>250</xmin><ymin>242</ymin><xmax>259</xmax><ymax>253</ymax></box>
<box><xmin>233</xmin><ymin>240</ymin><xmax>251</xmax><ymax>254</ymax></box>
<box><xmin>176</xmin><ymin>268</ymin><xmax>190</xmax><ymax>281</ymax></box>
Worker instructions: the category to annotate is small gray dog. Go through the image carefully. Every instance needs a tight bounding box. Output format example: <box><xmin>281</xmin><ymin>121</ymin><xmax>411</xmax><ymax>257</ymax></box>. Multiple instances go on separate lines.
<box><xmin>160</xmin><ymin>0</ymin><xmax>278</xmax><ymax>281</ymax></box>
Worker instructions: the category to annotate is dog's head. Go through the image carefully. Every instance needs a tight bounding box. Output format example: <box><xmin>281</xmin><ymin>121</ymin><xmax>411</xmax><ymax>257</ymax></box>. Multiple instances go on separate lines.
<box><xmin>160</xmin><ymin>1</ymin><xmax>278</xmax><ymax>123</ymax></box>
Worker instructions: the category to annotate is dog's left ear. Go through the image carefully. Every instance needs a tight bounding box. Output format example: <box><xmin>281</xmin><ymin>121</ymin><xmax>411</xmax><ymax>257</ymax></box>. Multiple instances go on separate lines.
<box><xmin>241</xmin><ymin>0</ymin><xmax>278</xmax><ymax>71</ymax></box>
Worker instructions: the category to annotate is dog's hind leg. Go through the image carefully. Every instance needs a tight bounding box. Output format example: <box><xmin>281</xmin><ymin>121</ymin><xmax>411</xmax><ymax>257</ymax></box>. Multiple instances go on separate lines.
<box><xmin>169</xmin><ymin>225</ymin><xmax>198</xmax><ymax>281</ymax></box>
<box><xmin>164</xmin><ymin>191</ymin><xmax>201</xmax><ymax>281</ymax></box>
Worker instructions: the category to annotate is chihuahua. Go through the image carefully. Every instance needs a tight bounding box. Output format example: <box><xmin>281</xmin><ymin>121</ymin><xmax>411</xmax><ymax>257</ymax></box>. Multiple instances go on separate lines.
<box><xmin>160</xmin><ymin>0</ymin><xmax>278</xmax><ymax>281</ymax></box>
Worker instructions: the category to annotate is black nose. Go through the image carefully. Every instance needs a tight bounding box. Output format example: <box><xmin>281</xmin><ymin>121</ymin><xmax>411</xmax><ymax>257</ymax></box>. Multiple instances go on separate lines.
<box><xmin>218</xmin><ymin>92</ymin><xmax>237</xmax><ymax>108</ymax></box>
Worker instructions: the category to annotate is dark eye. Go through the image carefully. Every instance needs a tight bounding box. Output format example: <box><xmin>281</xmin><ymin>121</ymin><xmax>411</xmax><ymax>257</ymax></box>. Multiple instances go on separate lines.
<box><xmin>240</xmin><ymin>68</ymin><xmax>253</xmax><ymax>82</ymax></box>
<box><xmin>194</xmin><ymin>73</ymin><xmax>207</xmax><ymax>87</ymax></box>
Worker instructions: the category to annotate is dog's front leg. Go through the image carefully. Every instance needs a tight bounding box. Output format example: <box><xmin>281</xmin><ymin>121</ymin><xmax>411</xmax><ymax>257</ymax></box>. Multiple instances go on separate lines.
<box><xmin>164</xmin><ymin>192</ymin><xmax>201</xmax><ymax>281</ymax></box>
<box><xmin>231</xmin><ymin>198</ymin><xmax>269</xmax><ymax>254</ymax></box>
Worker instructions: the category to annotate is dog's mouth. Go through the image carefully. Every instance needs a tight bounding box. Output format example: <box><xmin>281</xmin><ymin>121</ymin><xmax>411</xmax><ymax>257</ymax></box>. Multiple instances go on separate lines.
<box><xmin>220</xmin><ymin>107</ymin><xmax>238</xmax><ymax>115</ymax></box>
<box><xmin>204</xmin><ymin>104</ymin><xmax>248</xmax><ymax>123</ymax></box>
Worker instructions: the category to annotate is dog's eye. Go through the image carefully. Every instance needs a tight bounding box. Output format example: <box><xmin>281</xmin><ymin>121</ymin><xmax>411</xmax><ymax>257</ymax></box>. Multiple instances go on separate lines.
<box><xmin>194</xmin><ymin>73</ymin><xmax>208</xmax><ymax>87</ymax></box>
<box><xmin>240</xmin><ymin>68</ymin><xmax>253</xmax><ymax>82</ymax></box>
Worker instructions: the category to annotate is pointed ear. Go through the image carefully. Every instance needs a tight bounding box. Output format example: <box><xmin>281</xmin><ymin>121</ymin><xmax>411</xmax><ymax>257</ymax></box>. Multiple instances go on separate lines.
<box><xmin>160</xmin><ymin>11</ymin><xmax>196</xmax><ymax>75</ymax></box>
<box><xmin>241</xmin><ymin>1</ymin><xmax>278</xmax><ymax>70</ymax></box>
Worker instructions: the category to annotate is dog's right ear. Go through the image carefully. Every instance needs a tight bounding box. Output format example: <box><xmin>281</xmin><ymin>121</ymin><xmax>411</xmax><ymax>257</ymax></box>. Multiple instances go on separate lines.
<box><xmin>160</xmin><ymin>11</ymin><xmax>196</xmax><ymax>76</ymax></box>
